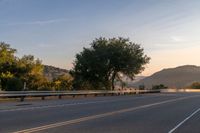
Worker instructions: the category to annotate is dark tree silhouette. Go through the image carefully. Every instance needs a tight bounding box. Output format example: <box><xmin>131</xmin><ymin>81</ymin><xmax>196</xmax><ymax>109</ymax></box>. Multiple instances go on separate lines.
<box><xmin>71</xmin><ymin>37</ymin><xmax>150</xmax><ymax>90</ymax></box>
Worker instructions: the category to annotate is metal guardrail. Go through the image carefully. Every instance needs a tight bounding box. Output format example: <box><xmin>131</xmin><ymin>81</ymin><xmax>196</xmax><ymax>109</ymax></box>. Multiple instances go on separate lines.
<box><xmin>0</xmin><ymin>90</ymin><xmax>160</xmax><ymax>102</ymax></box>
<box><xmin>160</xmin><ymin>89</ymin><xmax>200</xmax><ymax>93</ymax></box>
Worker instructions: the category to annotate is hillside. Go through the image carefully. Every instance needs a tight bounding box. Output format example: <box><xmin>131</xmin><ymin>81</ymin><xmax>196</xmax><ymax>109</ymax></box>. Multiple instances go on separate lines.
<box><xmin>132</xmin><ymin>65</ymin><xmax>200</xmax><ymax>89</ymax></box>
<box><xmin>43</xmin><ymin>65</ymin><xmax>69</xmax><ymax>81</ymax></box>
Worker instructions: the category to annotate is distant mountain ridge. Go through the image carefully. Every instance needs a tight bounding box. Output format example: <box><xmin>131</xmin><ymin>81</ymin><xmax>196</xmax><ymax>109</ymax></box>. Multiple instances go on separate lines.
<box><xmin>43</xmin><ymin>65</ymin><xmax>69</xmax><ymax>81</ymax></box>
<box><xmin>43</xmin><ymin>65</ymin><xmax>146</xmax><ymax>83</ymax></box>
<box><xmin>133</xmin><ymin>65</ymin><xmax>200</xmax><ymax>89</ymax></box>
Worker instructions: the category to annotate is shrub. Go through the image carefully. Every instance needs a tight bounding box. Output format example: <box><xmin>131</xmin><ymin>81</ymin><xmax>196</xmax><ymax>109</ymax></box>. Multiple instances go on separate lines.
<box><xmin>53</xmin><ymin>74</ymin><xmax>73</xmax><ymax>90</ymax></box>
<box><xmin>139</xmin><ymin>84</ymin><xmax>145</xmax><ymax>90</ymax></box>
<box><xmin>6</xmin><ymin>77</ymin><xmax>23</xmax><ymax>91</ymax></box>
<box><xmin>189</xmin><ymin>82</ymin><xmax>200</xmax><ymax>89</ymax></box>
<box><xmin>152</xmin><ymin>84</ymin><xmax>168</xmax><ymax>90</ymax></box>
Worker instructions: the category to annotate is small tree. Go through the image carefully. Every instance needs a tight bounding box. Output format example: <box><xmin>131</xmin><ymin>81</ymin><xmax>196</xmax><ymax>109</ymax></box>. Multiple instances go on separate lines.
<box><xmin>18</xmin><ymin>55</ymin><xmax>45</xmax><ymax>90</ymax></box>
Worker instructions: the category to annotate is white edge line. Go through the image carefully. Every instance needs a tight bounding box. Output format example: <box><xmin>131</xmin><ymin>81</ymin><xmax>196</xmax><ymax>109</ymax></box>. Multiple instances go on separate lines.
<box><xmin>168</xmin><ymin>107</ymin><xmax>200</xmax><ymax>133</ymax></box>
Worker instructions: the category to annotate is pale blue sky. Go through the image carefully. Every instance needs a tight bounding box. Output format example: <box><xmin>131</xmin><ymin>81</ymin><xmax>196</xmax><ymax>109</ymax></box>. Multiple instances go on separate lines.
<box><xmin>1</xmin><ymin>0</ymin><xmax>200</xmax><ymax>75</ymax></box>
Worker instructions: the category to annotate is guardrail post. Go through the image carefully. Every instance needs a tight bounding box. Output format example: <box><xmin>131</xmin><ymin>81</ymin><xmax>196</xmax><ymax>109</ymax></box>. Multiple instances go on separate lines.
<box><xmin>58</xmin><ymin>95</ymin><xmax>62</xmax><ymax>99</ymax></box>
<box><xmin>20</xmin><ymin>96</ymin><xmax>25</xmax><ymax>102</ymax></box>
<box><xmin>41</xmin><ymin>96</ymin><xmax>45</xmax><ymax>100</ymax></box>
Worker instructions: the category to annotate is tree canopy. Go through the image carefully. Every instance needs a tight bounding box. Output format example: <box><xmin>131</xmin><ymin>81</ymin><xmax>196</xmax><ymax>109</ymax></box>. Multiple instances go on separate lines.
<box><xmin>1</xmin><ymin>38</ymin><xmax>150</xmax><ymax>91</ymax></box>
<box><xmin>0</xmin><ymin>42</ymin><xmax>73</xmax><ymax>91</ymax></box>
<box><xmin>71</xmin><ymin>37</ymin><xmax>150</xmax><ymax>90</ymax></box>
<box><xmin>0</xmin><ymin>43</ymin><xmax>47</xmax><ymax>90</ymax></box>
<box><xmin>0</xmin><ymin>42</ymin><xmax>17</xmax><ymax>90</ymax></box>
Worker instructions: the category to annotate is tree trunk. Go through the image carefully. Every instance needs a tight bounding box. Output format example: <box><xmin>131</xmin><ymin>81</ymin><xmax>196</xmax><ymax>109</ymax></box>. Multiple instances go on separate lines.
<box><xmin>111</xmin><ymin>72</ymin><xmax>116</xmax><ymax>90</ymax></box>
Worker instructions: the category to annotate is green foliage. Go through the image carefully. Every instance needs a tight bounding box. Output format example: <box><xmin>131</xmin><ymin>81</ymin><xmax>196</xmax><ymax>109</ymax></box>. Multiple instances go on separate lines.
<box><xmin>25</xmin><ymin>74</ymin><xmax>48</xmax><ymax>90</ymax></box>
<box><xmin>36</xmin><ymin>78</ymin><xmax>52</xmax><ymax>91</ymax></box>
<box><xmin>0</xmin><ymin>42</ymin><xmax>73</xmax><ymax>91</ymax></box>
<box><xmin>53</xmin><ymin>74</ymin><xmax>73</xmax><ymax>90</ymax></box>
<box><xmin>1</xmin><ymin>38</ymin><xmax>150</xmax><ymax>91</ymax></box>
<box><xmin>0</xmin><ymin>42</ymin><xmax>47</xmax><ymax>91</ymax></box>
<box><xmin>0</xmin><ymin>42</ymin><xmax>16</xmax><ymax>65</ymax></box>
<box><xmin>139</xmin><ymin>84</ymin><xmax>145</xmax><ymax>90</ymax></box>
<box><xmin>189</xmin><ymin>82</ymin><xmax>200</xmax><ymax>89</ymax></box>
<box><xmin>6</xmin><ymin>77</ymin><xmax>23</xmax><ymax>91</ymax></box>
<box><xmin>0</xmin><ymin>71</ymin><xmax>14</xmax><ymax>90</ymax></box>
<box><xmin>18</xmin><ymin>55</ymin><xmax>45</xmax><ymax>90</ymax></box>
<box><xmin>0</xmin><ymin>42</ymin><xmax>17</xmax><ymax>90</ymax></box>
<box><xmin>152</xmin><ymin>84</ymin><xmax>168</xmax><ymax>90</ymax></box>
<box><xmin>71</xmin><ymin>37</ymin><xmax>150</xmax><ymax>90</ymax></box>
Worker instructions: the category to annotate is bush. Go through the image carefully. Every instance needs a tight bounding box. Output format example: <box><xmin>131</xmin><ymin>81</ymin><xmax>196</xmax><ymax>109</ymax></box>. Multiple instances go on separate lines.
<box><xmin>189</xmin><ymin>82</ymin><xmax>200</xmax><ymax>89</ymax></box>
<box><xmin>6</xmin><ymin>77</ymin><xmax>23</xmax><ymax>91</ymax></box>
<box><xmin>152</xmin><ymin>84</ymin><xmax>168</xmax><ymax>90</ymax></box>
<box><xmin>53</xmin><ymin>74</ymin><xmax>73</xmax><ymax>90</ymax></box>
<box><xmin>139</xmin><ymin>84</ymin><xmax>145</xmax><ymax>90</ymax></box>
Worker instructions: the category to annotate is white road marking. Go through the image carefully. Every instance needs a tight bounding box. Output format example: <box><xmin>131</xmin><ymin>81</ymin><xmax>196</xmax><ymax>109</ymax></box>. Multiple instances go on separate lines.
<box><xmin>0</xmin><ymin>95</ymin><xmax>162</xmax><ymax>113</ymax></box>
<box><xmin>168</xmin><ymin>107</ymin><xmax>200</xmax><ymax>133</ymax></box>
<box><xmin>14</xmin><ymin>95</ymin><xmax>200</xmax><ymax>133</ymax></box>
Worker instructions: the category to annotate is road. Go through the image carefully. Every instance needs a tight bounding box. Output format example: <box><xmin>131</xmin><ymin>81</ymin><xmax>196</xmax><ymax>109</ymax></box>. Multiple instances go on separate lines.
<box><xmin>0</xmin><ymin>93</ymin><xmax>200</xmax><ymax>133</ymax></box>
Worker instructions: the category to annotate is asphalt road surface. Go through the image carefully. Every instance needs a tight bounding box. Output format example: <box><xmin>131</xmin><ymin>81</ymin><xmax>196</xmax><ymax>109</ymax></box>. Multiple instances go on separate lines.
<box><xmin>0</xmin><ymin>93</ymin><xmax>200</xmax><ymax>133</ymax></box>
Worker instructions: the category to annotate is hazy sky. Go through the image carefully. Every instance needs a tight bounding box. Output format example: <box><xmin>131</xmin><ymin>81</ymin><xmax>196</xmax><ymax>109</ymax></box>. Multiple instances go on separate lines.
<box><xmin>1</xmin><ymin>0</ymin><xmax>200</xmax><ymax>76</ymax></box>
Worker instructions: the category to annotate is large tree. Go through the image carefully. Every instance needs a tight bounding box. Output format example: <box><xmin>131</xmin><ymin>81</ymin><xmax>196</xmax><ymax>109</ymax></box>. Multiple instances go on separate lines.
<box><xmin>71</xmin><ymin>37</ymin><xmax>150</xmax><ymax>90</ymax></box>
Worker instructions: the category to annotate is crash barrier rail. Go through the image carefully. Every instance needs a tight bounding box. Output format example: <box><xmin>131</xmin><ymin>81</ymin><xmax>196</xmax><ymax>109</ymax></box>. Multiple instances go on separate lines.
<box><xmin>0</xmin><ymin>89</ymin><xmax>160</xmax><ymax>102</ymax></box>
<box><xmin>160</xmin><ymin>89</ymin><xmax>200</xmax><ymax>93</ymax></box>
